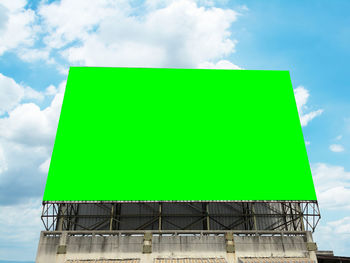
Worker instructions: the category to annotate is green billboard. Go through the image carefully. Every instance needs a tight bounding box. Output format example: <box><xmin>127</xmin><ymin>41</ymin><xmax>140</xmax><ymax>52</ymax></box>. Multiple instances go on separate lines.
<box><xmin>43</xmin><ymin>67</ymin><xmax>316</xmax><ymax>201</ymax></box>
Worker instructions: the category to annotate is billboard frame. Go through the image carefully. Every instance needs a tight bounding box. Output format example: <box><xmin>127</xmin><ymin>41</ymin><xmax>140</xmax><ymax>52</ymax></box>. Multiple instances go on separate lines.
<box><xmin>41</xmin><ymin>201</ymin><xmax>320</xmax><ymax>233</ymax></box>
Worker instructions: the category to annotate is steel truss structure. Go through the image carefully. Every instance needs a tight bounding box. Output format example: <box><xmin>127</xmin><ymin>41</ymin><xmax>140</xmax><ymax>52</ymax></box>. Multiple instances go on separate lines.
<box><xmin>41</xmin><ymin>201</ymin><xmax>320</xmax><ymax>232</ymax></box>
<box><xmin>40</xmin><ymin>229</ymin><xmax>311</xmax><ymax>238</ymax></box>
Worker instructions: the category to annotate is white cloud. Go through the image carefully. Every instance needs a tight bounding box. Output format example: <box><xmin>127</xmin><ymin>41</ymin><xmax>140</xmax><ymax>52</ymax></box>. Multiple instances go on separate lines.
<box><xmin>0</xmin><ymin>198</ymin><xmax>41</xmax><ymax>241</ymax></box>
<box><xmin>0</xmin><ymin>0</ymin><xmax>37</xmax><ymax>55</ymax></box>
<box><xmin>23</xmin><ymin>85</ymin><xmax>44</xmax><ymax>101</ymax></box>
<box><xmin>299</xmin><ymin>109</ymin><xmax>323</xmax><ymax>126</ymax></box>
<box><xmin>0</xmin><ymin>1</ymin><xmax>241</xmax><ymax>69</ymax></box>
<box><xmin>314</xmin><ymin>216</ymin><xmax>350</xmax><ymax>256</ymax></box>
<box><xmin>294</xmin><ymin>86</ymin><xmax>309</xmax><ymax>111</ymax></box>
<box><xmin>330</xmin><ymin>144</ymin><xmax>345</xmax><ymax>153</ymax></box>
<box><xmin>0</xmin><ymin>81</ymin><xmax>66</xmax><ymax>202</ymax></box>
<box><xmin>312</xmin><ymin>163</ymin><xmax>350</xmax><ymax>255</ymax></box>
<box><xmin>197</xmin><ymin>60</ymin><xmax>241</xmax><ymax>69</ymax></box>
<box><xmin>45</xmin><ymin>84</ymin><xmax>57</xmax><ymax>96</ymax></box>
<box><xmin>0</xmin><ymin>144</ymin><xmax>7</xmax><ymax>174</ymax></box>
<box><xmin>327</xmin><ymin>217</ymin><xmax>350</xmax><ymax>234</ymax></box>
<box><xmin>312</xmin><ymin>163</ymin><xmax>350</xmax><ymax>210</ymax></box>
<box><xmin>318</xmin><ymin>186</ymin><xmax>350</xmax><ymax>209</ymax></box>
<box><xmin>64</xmin><ymin>38</ymin><xmax>167</xmax><ymax>67</ymax></box>
<box><xmin>0</xmin><ymin>81</ymin><xmax>64</xmax><ymax>147</ymax></box>
<box><xmin>0</xmin><ymin>198</ymin><xmax>42</xmax><ymax>260</ymax></box>
<box><xmin>39</xmin><ymin>157</ymin><xmax>50</xmax><ymax>174</ymax></box>
<box><xmin>57</xmin><ymin>65</ymin><xmax>69</xmax><ymax>76</ymax></box>
<box><xmin>0</xmin><ymin>103</ymin><xmax>53</xmax><ymax>146</ymax></box>
<box><xmin>17</xmin><ymin>48</ymin><xmax>50</xmax><ymax>62</ymax></box>
<box><xmin>0</xmin><ymin>73</ymin><xmax>43</xmax><ymax>115</ymax></box>
<box><xmin>0</xmin><ymin>73</ymin><xmax>24</xmax><ymax>115</ymax></box>
<box><xmin>40</xmin><ymin>0</ymin><xmax>238</xmax><ymax>68</ymax></box>
<box><xmin>294</xmin><ymin>86</ymin><xmax>323</xmax><ymax>127</ymax></box>
<box><xmin>39</xmin><ymin>0</ymin><xmax>131</xmax><ymax>49</ymax></box>
<box><xmin>305</xmin><ymin>141</ymin><xmax>310</xmax><ymax>145</ymax></box>
<box><xmin>0</xmin><ymin>0</ymin><xmax>27</xmax><ymax>12</ymax></box>
<box><xmin>0</xmin><ymin>4</ymin><xmax>8</xmax><ymax>33</ymax></box>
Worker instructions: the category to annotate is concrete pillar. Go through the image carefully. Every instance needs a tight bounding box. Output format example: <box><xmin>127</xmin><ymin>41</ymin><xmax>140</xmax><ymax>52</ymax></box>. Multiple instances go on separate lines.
<box><xmin>55</xmin><ymin>232</ymin><xmax>68</xmax><ymax>263</ymax></box>
<box><xmin>225</xmin><ymin>232</ymin><xmax>236</xmax><ymax>263</ymax></box>
<box><xmin>305</xmin><ymin>231</ymin><xmax>318</xmax><ymax>262</ymax></box>
<box><xmin>143</xmin><ymin>232</ymin><xmax>152</xmax><ymax>253</ymax></box>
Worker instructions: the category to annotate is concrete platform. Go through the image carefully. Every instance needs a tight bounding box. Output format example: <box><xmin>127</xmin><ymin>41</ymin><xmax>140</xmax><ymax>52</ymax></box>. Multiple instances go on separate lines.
<box><xmin>35</xmin><ymin>230</ymin><xmax>318</xmax><ymax>263</ymax></box>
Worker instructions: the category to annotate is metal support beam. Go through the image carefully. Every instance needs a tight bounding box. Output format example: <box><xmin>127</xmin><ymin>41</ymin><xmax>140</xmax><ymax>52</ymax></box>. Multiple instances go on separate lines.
<box><xmin>158</xmin><ymin>203</ymin><xmax>162</xmax><ymax>231</ymax></box>
<box><xmin>41</xmin><ymin>201</ymin><xmax>320</xmax><ymax>232</ymax></box>
<box><xmin>109</xmin><ymin>204</ymin><xmax>114</xmax><ymax>231</ymax></box>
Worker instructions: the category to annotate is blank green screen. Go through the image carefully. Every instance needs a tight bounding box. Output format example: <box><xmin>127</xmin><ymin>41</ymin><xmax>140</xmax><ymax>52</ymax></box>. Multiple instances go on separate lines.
<box><xmin>43</xmin><ymin>67</ymin><xmax>317</xmax><ymax>201</ymax></box>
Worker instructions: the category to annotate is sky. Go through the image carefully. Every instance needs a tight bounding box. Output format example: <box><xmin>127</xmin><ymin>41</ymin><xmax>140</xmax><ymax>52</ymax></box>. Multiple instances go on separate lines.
<box><xmin>0</xmin><ymin>0</ymin><xmax>349</xmax><ymax>261</ymax></box>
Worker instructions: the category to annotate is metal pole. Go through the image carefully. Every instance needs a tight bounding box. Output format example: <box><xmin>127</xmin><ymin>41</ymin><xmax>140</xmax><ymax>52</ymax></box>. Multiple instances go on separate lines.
<box><xmin>110</xmin><ymin>204</ymin><xmax>114</xmax><ymax>230</ymax></box>
<box><xmin>206</xmin><ymin>203</ymin><xmax>210</xmax><ymax>230</ymax></box>
<box><xmin>158</xmin><ymin>202</ymin><xmax>162</xmax><ymax>231</ymax></box>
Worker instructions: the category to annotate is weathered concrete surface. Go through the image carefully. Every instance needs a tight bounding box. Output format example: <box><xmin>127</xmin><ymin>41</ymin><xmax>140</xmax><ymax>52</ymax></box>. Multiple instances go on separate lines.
<box><xmin>36</xmin><ymin>232</ymin><xmax>317</xmax><ymax>263</ymax></box>
<box><xmin>234</xmin><ymin>235</ymin><xmax>307</xmax><ymax>257</ymax></box>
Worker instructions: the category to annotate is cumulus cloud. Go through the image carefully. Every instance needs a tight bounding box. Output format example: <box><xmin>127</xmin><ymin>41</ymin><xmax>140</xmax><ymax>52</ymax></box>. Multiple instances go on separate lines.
<box><xmin>0</xmin><ymin>0</ymin><xmax>37</xmax><ymax>55</ymax></box>
<box><xmin>45</xmin><ymin>84</ymin><xmax>57</xmax><ymax>96</ymax></box>
<box><xmin>0</xmin><ymin>103</ymin><xmax>56</xmax><ymax>146</ymax></box>
<box><xmin>0</xmin><ymin>81</ymin><xmax>65</xmax><ymax>203</ymax></box>
<box><xmin>314</xmin><ymin>216</ymin><xmax>350</xmax><ymax>256</ymax></box>
<box><xmin>329</xmin><ymin>144</ymin><xmax>345</xmax><ymax>153</ymax></box>
<box><xmin>39</xmin><ymin>0</ymin><xmax>238</xmax><ymax>68</ymax></box>
<box><xmin>312</xmin><ymin>163</ymin><xmax>350</xmax><ymax>210</ymax></box>
<box><xmin>39</xmin><ymin>157</ymin><xmax>51</xmax><ymax>174</ymax></box>
<box><xmin>0</xmin><ymin>145</ymin><xmax>7</xmax><ymax>174</ymax></box>
<box><xmin>294</xmin><ymin>86</ymin><xmax>323</xmax><ymax>127</ymax></box>
<box><xmin>312</xmin><ymin>163</ymin><xmax>350</xmax><ymax>254</ymax></box>
<box><xmin>197</xmin><ymin>60</ymin><xmax>241</xmax><ymax>69</ymax></box>
<box><xmin>0</xmin><ymin>73</ymin><xmax>43</xmax><ymax>115</ymax></box>
<box><xmin>57</xmin><ymin>65</ymin><xmax>69</xmax><ymax>76</ymax></box>
<box><xmin>0</xmin><ymin>79</ymin><xmax>64</xmax><ymax>147</ymax></box>
<box><xmin>0</xmin><ymin>198</ymin><xmax>42</xmax><ymax>260</ymax></box>
<box><xmin>327</xmin><ymin>217</ymin><xmax>350</xmax><ymax>234</ymax></box>
<box><xmin>0</xmin><ymin>73</ymin><xmax>24</xmax><ymax>115</ymax></box>
<box><xmin>38</xmin><ymin>0</ymin><xmax>128</xmax><ymax>49</ymax></box>
<box><xmin>0</xmin><ymin>0</ymin><xmax>241</xmax><ymax>69</ymax></box>
<box><xmin>16</xmin><ymin>47</ymin><xmax>51</xmax><ymax>62</ymax></box>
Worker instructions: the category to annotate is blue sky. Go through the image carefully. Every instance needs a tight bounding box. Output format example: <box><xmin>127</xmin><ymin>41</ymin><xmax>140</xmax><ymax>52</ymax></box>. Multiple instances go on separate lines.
<box><xmin>0</xmin><ymin>0</ymin><xmax>349</xmax><ymax>261</ymax></box>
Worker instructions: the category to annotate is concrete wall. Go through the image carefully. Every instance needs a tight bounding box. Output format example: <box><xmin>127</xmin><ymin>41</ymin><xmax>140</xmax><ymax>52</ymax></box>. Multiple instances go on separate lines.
<box><xmin>36</xmin><ymin>231</ymin><xmax>318</xmax><ymax>263</ymax></box>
